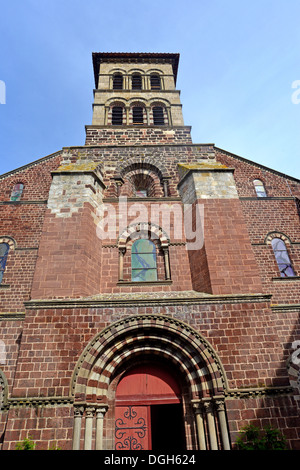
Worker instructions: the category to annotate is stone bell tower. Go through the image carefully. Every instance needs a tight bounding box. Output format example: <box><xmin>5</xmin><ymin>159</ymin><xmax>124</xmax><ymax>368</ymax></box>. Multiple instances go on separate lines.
<box><xmin>85</xmin><ymin>52</ymin><xmax>192</xmax><ymax>146</ymax></box>
<box><xmin>90</xmin><ymin>52</ymin><xmax>184</xmax><ymax>126</ymax></box>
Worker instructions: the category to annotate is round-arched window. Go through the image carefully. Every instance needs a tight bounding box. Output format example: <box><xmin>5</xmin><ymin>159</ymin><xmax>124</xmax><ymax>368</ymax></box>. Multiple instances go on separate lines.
<box><xmin>131</xmin><ymin>239</ymin><xmax>157</xmax><ymax>282</ymax></box>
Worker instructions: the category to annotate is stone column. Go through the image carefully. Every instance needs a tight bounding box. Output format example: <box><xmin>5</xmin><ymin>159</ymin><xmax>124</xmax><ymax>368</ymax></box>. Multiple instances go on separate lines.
<box><xmin>95</xmin><ymin>406</ymin><xmax>108</xmax><ymax>450</ymax></box>
<box><xmin>192</xmin><ymin>402</ymin><xmax>206</xmax><ymax>450</ymax></box>
<box><xmin>203</xmin><ymin>401</ymin><xmax>218</xmax><ymax>450</ymax></box>
<box><xmin>146</xmin><ymin>106</ymin><xmax>151</xmax><ymax>125</ymax></box>
<box><xmin>215</xmin><ymin>399</ymin><xmax>231</xmax><ymax>450</ymax></box>
<box><xmin>166</xmin><ymin>107</ymin><xmax>172</xmax><ymax>126</ymax></box>
<box><xmin>162</xmin><ymin>178</ymin><xmax>169</xmax><ymax>197</ymax></box>
<box><xmin>163</xmin><ymin>247</ymin><xmax>171</xmax><ymax>280</ymax></box>
<box><xmin>119</xmin><ymin>248</ymin><xmax>126</xmax><ymax>281</ymax></box>
<box><xmin>72</xmin><ymin>405</ymin><xmax>84</xmax><ymax>450</ymax></box>
<box><xmin>84</xmin><ymin>406</ymin><xmax>95</xmax><ymax>450</ymax></box>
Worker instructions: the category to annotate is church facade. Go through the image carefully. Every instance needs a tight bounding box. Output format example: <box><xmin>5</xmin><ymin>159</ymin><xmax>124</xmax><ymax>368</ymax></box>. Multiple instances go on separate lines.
<box><xmin>0</xmin><ymin>52</ymin><xmax>300</xmax><ymax>450</ymax></box>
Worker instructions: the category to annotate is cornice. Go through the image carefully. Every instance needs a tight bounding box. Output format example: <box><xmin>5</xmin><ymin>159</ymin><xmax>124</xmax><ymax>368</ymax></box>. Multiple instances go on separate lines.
<box><xmin>25</xmin><ymin>292</ymin><xmax>272</xmax><ymax>310</ymax></box>
<box><xmin>225</xmin><ymin>385</ymin><xmax>293</xmax><ymax>399</ymax></box>
<box><xmin>2</xmin><ymin>386</ymin><xmax>293</xmax><ymax>410</ymax></box>
<box><xmin>0</xmin><ymin>312</ymin><xmax>25</xmax><ymax>321</ymax></box>
<box><xmin>271</xmin><ymin>303</ymin><xmax>300</xmax><ymax>312</ymax></box>
<box><xmin>3</xmin><ymin>396</ymin><xmax>74</xmax><ymax>410</ymax></box>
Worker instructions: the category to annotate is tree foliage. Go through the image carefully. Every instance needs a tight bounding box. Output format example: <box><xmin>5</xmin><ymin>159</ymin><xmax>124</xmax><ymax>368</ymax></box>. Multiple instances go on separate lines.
<box><xmin>236</xmin><ymin>424</ymin><xmax>288</xmax><ymax>450</ymax></box>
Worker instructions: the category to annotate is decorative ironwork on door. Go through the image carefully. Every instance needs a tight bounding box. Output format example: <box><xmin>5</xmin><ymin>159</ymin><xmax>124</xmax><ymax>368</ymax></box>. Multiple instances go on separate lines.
<box><xmin>115</xmin><ymin>406</ymin><xmax>149</xmax><ymax>450</ymax></box>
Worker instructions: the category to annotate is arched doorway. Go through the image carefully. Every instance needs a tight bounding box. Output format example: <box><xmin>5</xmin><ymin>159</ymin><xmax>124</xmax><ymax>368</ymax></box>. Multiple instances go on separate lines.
<box><xmin>115</xmin><ymin>363</ymin><xmax>185</xmax><ymax>450</ymax></box>
<box><xmin>71</xmin><ymin>314</ymin><xmax>231</xmax><ymax>450</ymax></box>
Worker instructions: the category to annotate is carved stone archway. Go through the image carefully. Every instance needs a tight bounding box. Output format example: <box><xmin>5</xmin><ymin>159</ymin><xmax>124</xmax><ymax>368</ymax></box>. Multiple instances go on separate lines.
<box><xmin>70</xmin><ymin>314</ymin><xmax>231</xmax><ymax>450</ymax></box>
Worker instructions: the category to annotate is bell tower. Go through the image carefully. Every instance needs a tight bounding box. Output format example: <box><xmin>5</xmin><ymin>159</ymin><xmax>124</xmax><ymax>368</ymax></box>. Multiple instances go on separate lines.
<box><xmin>85</xmin><ymin>52</ymin><xmax>191</xmax><ymax>146</ymax></box>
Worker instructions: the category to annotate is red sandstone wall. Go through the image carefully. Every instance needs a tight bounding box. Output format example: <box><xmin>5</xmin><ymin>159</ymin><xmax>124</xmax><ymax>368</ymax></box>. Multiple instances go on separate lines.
<box><xmin>0</xmin><ymin>154</ymin><xmax>62</xmax><ymax>312</ymax></box>
<box><xmin>216</xmin><ymin>149</ymin><xmax>300</xmax><ymax>303</ymax></box>
<box><xmin>2</xmin><ymin>300</ymin><xmax>298</xmax><ymax>449</ymax></box>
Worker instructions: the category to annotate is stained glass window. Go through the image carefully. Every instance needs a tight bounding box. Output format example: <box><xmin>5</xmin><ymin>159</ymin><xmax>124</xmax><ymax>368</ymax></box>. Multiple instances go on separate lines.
<box><xmin>271</xmin><ymin>238</ymin><xmax>295</xmax><ymax>277</ymax></box>
<box><xmin>10</xmin><ymin>183</ymin><xmax>24</xmax><ymax>201</ymax></box>
<box><xmin>0</xmin><ymin>243</ymin><xmax>9</xmax><ymax>284</ymax></box>
<box><xmin>131</xmin><ymin>239</ymin><xmax>157</xmax><ymax>282</ymax></box>
<box><xmin>253</xmin><ymin>179</ymin><xmax>267</xmax><ymax>197</ymax></box>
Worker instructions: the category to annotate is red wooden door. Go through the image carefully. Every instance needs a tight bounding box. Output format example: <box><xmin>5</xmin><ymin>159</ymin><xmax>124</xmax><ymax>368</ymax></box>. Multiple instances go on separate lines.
<box><xmin>115</xmin><ymin>405</ymin><xmax>151</xmax><ymax>450</ymax></box>
<box><xmin>115</xmin><ymin>364</ymin><xmax>181</xmax><ymax>450</ymax></box>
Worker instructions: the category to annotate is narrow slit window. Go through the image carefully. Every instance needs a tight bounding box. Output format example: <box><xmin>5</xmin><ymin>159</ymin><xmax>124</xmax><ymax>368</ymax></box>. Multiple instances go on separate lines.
<box><xmin>10</xmin><ymin>183</ymin><xmax>24</xmax><ymax>201</ymax></box>
<box><xmin>131</xmin><ymin>239</ymin><xmax>157</xmax><ymax>282</ymax></box>
<box><xmin>132</xmin><ymin>106</ymin><xmax>144</xmax><ymax>124</ymax></box>
<box><xmin>271</xmin><ymin>238</ymin><xmax>295</xmax><ymax>277</ymax></box>
<box><xmin>153</xmin><ymin>106</ymin><xmax>164</xmax><ymax>125</ymax></box>
<box><xmin>113</xmin><ymin>74</ymin><xmax>123</xmax><ymax>90</ymax></box>
<box><xmin>150</xmin><ymin>74</ymin><xmax>161</xmax><ymax>90</ymax></box>
<box><xmin>253</xmin><ymin>179</ymin><xmax>267</xmax><ymax>197</ymax></box>
<box><xmin>132</xmin><ymin>74</ymin><xmax>142</xmax><ymax>90</ymax></box>
<box><xmin>0</xmin><ymin>243</ymin><xmax>9</xmax><ymax>284</ymax></box>
<box><xmin>112</xmin><ymin>106</ymin><xmax>123</xmax><ymax>125</ymax></box>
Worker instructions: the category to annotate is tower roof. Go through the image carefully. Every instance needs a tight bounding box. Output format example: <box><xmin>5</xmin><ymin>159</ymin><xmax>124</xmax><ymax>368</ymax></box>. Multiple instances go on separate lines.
<box><xmin>92</xmin><ymin>52</ymin><xmax>180</xmax><ymax>87</ymax></box>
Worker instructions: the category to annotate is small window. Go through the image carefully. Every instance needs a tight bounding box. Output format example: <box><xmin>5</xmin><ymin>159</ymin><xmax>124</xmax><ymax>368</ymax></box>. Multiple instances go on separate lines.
<box><xmin>113</xmin><ymin>74</ymin><xmax>123</xmax><ymax>90</ymax></box>
<box><xmin>131</xmin><ymin>239</ymin><xmax>157</xmax><ymax>282</ymax></box>
<box><xmin>132</xmin><ymin>106</ymin><xmax>144</xmax><ymax>124</ymax></box>
<box><xmin>153</xmin><ymin>106</ymin><xmax>164</xmax><ymax>125</ymax></box>
<box><xmin>135</xmin><ymin>189</ymin><xmax>147</xmax><ymax>198</ymax></box>
<box><xmin>132</xmin><ymin>74</ymin><xmax>142</xmax><ymax>90</ymax></box>
<box><xmin>10</xmin><ymin>183</ymin><xmax>24</xmax><ymax>201</ymax></box>
<box><xmin>0</xmin><ymin>243</ymin><xmax>9</xmax><ymax>284</ymax></box>
<box><xmin>112</xmin><ymin>106</ymin><xmax>123</xmax><ymax>125</ymax></box>
<box><xmin>271</xmin><ymin>238</ymin><xmax>295</xmax><ymax>277</ymax></box>
<box><xmin>150</xmin><ymin>74</ymin><xmax>161</xmax><ymax>90</ymax></box>
<box><xmin>253</xmin><ymin>179</ymin><xmax>267</xmax><ymax>197</ymax></box>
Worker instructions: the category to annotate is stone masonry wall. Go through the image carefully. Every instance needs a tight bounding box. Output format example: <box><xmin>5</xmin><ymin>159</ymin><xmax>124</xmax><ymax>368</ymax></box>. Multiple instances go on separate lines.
<box><xmin>2</xmin><ymin>298</ymin><xmax>299</xmax><ymax>449</ymax></box>
<box><xmin>85</xmin><ymin>126</ymin><xmax>193</xmax><ymax>146</ymax></box>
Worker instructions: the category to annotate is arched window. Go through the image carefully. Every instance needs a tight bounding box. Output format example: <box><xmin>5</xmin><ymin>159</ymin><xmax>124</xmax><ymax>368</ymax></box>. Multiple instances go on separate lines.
<box><xmin>153</xmin><ymin>106</ymin><xmax>164</xmax><ymax>125</ymax></box>
<box><xmin>132</xmin><ymin>73</ymin><xmax>142</xmax><ymax>90</ymax></box>
<box><xmin>0</xmin><ymin>243</ymin><xmax>9</xmax><ymax>284</ymax></box>
<box><xmin>150</xmin><ymin>74</ymin><xmax>161</xmax><ymax>90</ymax></box>
<box><xmin>131</xmin><ymin>239</ymin><xmax>157</xmax><ymax>282</ymax></box>
<box><xmin>271</xmin><ymin>238</ymin><xmax>295</xmax><ymax>277</ymax></box>
<box><xmin>113</xmin><ymin>73</ymin><xmax>123</xmax><ymax>90</ymax></box>
<box><xmin>253</xmin><ymin>179</ymin><xmax>267</xmax><ymax>197</ymax></box>
<box><xmin>10</xmin><ymin>183</ymin><xmax>24</xmax><ymax>201</ymax></box>
<box><xmin>132</xmin><ymin>106</ymin><xmax>144</xmax><ymax>124</ymax></box>
<box><xmin>112</xmin><ymin>106</ymin><xmax>123</xmax><ymax>125</ymax></box>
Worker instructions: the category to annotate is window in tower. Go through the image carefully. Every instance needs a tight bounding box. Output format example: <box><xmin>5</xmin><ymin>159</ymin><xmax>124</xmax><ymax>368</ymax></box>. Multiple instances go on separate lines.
<box><xmin>132</xmin><ymin>106</ymin><xmax>144</xmax><ymax>124</ymax></box>
<box><xmin>112</xmin><ymin>106</ymin><xmax>123</xmax><ymax>125</ymax></box>
<box><xmin>271</xmin><ymin>238</ymin><xmax>295</xmax><ymax>277</ymax></box>
<box><xmin>131</xmin><ymin>239</ymin><xmax>157</xmax><ymax>282</ymax></box>
<box><xmin>113</xmin><ymin>73</ymin><xmax>123</xmax><ymax>90</ymax></box>
<box><xmin>0</xmin><ymin>243</ymin><xmax>9</xmax><ymax>284</ymax></box>
<box><xmin>132</xmin><ymin>73</ymin><xmax>142</xmax><ymax>90</ymax></box>
<box><xmin>153</xmin><ymin>106</ymin><xmax>164</xmax><ymax>125</ymax></box>
<box><xmin>253</xmin><ymin>179</ymin><xmax>267</xmax><ymax>197</ymax></box>
<box><xmin>150</xmin><ymin>74</ymin><xmax>161</xmax><ymax>90</ymax></box>
<box><xmin>10</xmin><ymin>183</ymin><xmax>24</xmax><ymax>201</ymax></box>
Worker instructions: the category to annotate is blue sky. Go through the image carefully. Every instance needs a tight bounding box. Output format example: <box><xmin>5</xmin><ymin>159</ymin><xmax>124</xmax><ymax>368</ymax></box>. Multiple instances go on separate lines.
<box><xmin>1</xmin><ymin>0</ymin><xmax>300</xmax><ymax>179</ymax></box>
